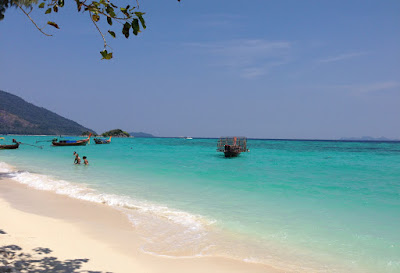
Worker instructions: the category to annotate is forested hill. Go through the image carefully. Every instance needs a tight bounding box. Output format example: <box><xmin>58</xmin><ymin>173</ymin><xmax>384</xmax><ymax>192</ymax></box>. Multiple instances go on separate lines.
<box><xmin>0</xmin><ymin>90</ymin><xmax>96</xmax><ymax>135</ymax></box>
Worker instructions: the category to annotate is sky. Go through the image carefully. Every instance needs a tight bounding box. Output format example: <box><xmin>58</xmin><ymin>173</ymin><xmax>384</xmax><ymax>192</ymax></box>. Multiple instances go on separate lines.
<box><xmin>0</xmin><ymin>0</ymin><xmax>399</xmax><ymax>139</ymax></box>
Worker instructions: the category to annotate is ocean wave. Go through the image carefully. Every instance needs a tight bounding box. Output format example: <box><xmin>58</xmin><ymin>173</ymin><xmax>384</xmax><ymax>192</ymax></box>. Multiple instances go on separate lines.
<box><xmin>0</xmin><ymin>161</ymin><xmax>215</xmax><ymax>256</ymax></box>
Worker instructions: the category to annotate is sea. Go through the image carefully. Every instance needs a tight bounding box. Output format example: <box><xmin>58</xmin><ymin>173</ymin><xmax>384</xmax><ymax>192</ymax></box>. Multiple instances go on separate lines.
<box><xmin>1</xmin><ymin>136</ymin><xmax>399</xmax><ymax>272</ymax></box>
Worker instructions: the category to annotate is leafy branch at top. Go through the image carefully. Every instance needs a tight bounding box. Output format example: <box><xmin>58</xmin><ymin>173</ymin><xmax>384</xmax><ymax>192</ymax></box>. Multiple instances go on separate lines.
<box><xmin>0</xmin><ymin>0</ymin><xmax>170</xmax><ymax>59</ymax></box>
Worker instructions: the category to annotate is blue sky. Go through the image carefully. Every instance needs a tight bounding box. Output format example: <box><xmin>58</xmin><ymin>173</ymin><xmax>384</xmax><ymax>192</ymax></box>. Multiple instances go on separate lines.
<box><xmin>0</xmin><ymin>0</ymin><xmax>399</xmax><ymax>139</ymax></box>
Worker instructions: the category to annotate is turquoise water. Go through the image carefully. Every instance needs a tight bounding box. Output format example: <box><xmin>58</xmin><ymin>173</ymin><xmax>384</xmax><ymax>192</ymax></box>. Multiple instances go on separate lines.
<box><xmin>1</xmin><ymin>136</ymin><xmax>400</xmax><ymax>272</ymax></box>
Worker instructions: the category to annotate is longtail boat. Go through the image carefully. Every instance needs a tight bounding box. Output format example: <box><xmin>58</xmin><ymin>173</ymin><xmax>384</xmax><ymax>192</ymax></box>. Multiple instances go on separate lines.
<box><xmin>0</xmin><ymin>138</ymin><xmax>20</xmax><ymax>150</ymax></box>
<box><xmin>52</xmin><ymin>134</ymin><xmax>91</xmax><ymax>147</ymax></box>
<box><xmin>94</xmin><ymin>136</ymin><xmax>112</xmax><ymax>144</ymax></box>
<box><xmin>217</xmin><ymin>137</ymin><xmax>249</xmax><ymax>157</ymax></box>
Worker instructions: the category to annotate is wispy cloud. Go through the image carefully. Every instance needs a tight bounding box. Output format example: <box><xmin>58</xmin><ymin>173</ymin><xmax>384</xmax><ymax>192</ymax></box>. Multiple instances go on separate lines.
<box><xmin>316</xmin><ymin>81</ymin><xmax>400</xmax><ymax>95</ymax></box>
<box><xmin>350</xmin><ymin>81</ymin><xmax>400</xmax><ymax>94</ymax></box>
<box><xmin>185</xmin><ymin>39</ymin><xmax>291</xmax><ymax>78</ymax></box>
<box><xmin>316</xmin><ymin>52</ymin><xmax>369</xmax><ymax>63</ymax></box>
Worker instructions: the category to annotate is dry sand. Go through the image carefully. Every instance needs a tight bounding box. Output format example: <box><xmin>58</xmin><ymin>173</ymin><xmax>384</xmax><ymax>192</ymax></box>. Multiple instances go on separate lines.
<box><xmin>0</xmin><ymin>176</ymin><xmax>280</xmax><ymax>273</ymax></box>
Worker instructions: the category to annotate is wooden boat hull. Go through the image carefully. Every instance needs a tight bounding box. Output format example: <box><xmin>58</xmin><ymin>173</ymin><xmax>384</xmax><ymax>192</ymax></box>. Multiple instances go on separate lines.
<box><xmin>94</xmin><ymin>139</ymin><xmax>111</xmax><ymax>144</ymax></box>
<box><xmin>52</xmin><ymin>139</ymin><xmax>89</xmax><ymax>146</ymax></box>
<box><xmin>224</xmin><ymin>151</ymin><xmax>241</xmax><ymax>157</ymax></box>
<box><xmin>0</xmin><ymin>143</ymin><xmax>19</xmax><ymax>150</ymax></box>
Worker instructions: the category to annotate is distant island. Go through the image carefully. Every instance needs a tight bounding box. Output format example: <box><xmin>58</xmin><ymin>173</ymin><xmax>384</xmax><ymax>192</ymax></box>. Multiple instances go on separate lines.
<box><xmin>129</xmin><ymin>132</ymin><xmax>155</xmax><ymax>138</ymax></box>
<box><xmin>102</xmin><ymin>129</ymin><xmax>130</xmax><ymax>137</ymax></box>
<box><xmin>339</xmin><ymin>136</ymin><xmax>399</xmax><ymax>141</ymax></box>
<box><xmin>0</xmin><ymin>90</ymin><xmax>96</xmax><ymax>135</ymax></box>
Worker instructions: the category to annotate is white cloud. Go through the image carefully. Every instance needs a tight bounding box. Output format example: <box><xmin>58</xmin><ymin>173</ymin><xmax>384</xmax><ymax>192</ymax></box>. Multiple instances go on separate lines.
<box><xmin>184</xmin><ymin>39</ymin><xmax>291</xmax><ymax>78</ymax></box>
<box><xmin>317</xmin><ymin>52</ymin><xmax>369</xmax><ymax>63</ymax></box>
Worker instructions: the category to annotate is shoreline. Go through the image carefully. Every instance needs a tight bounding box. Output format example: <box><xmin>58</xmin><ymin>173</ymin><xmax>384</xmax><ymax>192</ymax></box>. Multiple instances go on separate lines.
<box><xmin>0</xmin><ymin>173</ymin><xmax>278</xmax><ymax>272</ymax></box>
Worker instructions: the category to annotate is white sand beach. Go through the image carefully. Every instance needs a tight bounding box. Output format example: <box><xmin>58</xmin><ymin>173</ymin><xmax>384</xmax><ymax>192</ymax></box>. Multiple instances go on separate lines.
<box><xmin>0</xmin><ymin>177</ymin><xmax>279</xmax><ymax>273</ymax></box>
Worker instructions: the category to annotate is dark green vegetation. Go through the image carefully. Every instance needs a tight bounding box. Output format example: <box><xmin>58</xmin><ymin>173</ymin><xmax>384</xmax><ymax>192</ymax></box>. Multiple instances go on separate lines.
<box><xmin>81</xmin><ymin>131</ymin><xmax>96</xmax><ymax>136</ymax></box>
<box><xmin>0</xmin><ymin>90</ymin><xmax>96</xmax><ymax>135</ymax></box>
<box><xmin>129</xmin><ymin>132</ymin><xmax>155</xmax><ymax>138</ymax></box>
<box><xmin>102</xmin><ymin>129</ymin><xmax>130</xmax><ymax>137</ymax></box>
<box><xmin>0</xmin><ymin>0</ymin><xmax>179</xmax><ymax>59</ymax></box>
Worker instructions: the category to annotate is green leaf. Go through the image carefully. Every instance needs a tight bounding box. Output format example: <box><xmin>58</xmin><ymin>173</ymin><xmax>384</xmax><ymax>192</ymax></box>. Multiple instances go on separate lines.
<box><xmin>38</xmin><ymin>3</ymin><xmax>45</xmax><ymax>8</ymax></box>
<box><xmin>122</xmin><ymin>22</ymin><xmax>130</xmax><ymax>38</ymax></box>
<box><xmin>100</xmin><ymin>50</ymin><xmax>113</xmax><ymax>60</ymax></box>
<box><xmin>53</xmin><ymin>5</ymin><xmax>58</xmax><ymax>12</ymax></box>
<box><xmin>108</xmin><ymin>30</ymin><xmax>116</xmax><ymax>38</ymax></box>
<box><xmin>135</xmin><ymin>12</ymin><xmax>146</xmax><ymax>29</ymax></box>
<box><xmin>132</xmin><ymin>18</ymin><xmax>139</xmax><ymax>35</ymax></box>
<box><xmin>58</xmin><ymin>0</ymin><xmax>64</xmax><ymax>7</ymax></box>
<box><xmin>106</xmin><ymin>6</ymin><xmax>115</xmax><ymax>17</ymax></box>
<box><xmin>107</xmin><ymin>16</ymin><xmax>112</xmax><ymax>25</ymax></box>
<box><xmin>45</xmin><ymin>8</ymin><xmax>52</xmax><ymax>14</ymax></box>
<box><xmin>47</xmin><ymin>21</ymin><xmax>60</xmax><ymax>29</ymax></box>
<box><xmin>100</xmin><ymin>50</ymin><xmax>108</xmax><ymax>58</ymax></box>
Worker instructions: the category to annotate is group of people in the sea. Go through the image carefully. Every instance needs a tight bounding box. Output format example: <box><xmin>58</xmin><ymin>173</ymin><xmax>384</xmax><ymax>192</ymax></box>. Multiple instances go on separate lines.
<box><xmin>73</xmin><ymin>152</ymin><xmax>89</xmax><ymax>165</ymax></box>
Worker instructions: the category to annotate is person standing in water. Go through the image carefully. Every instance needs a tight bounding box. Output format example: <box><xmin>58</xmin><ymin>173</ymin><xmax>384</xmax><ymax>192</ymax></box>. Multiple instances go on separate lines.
<box><xmin>74</xmin><ymin>153</ymin><xmax>81</xmax><ymax>164</ymax></box>
<box><xmin>83</xmin><ymin>156</ymin><xmax>89</xmax><ymax>165</ymax></box>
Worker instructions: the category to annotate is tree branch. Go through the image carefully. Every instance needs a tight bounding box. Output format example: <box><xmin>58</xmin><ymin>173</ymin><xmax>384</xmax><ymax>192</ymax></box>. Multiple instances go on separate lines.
<box><xmin>79</xmin><ymin>2</ymin><xmax>132</xmax><ymax>21</ymax></box>
<box><xmin>17</xmin><ymin>3</ymin><xmax>52</xmax><ymax>37</ymax></box>
<box><xmin>89</xmin><ymin>11</ymin><xmax>107</xmax><ymax>49</ymax></box>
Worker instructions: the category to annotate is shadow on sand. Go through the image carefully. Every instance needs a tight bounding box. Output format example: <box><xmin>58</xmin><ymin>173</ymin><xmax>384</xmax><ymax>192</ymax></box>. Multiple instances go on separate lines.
<box><xmin>0</xmin><ymin>172</ymin><xmax>19</xmax><ymax>181</ymax></box>
<box><xmin>0</xmin><ymin>173</ymin><xmax>113</xmax><ymax>272</ymax></box>
<box><xmin>0</xmin><ymin>241</ymin><xmax>111</xmax><ymax>273</ymax></box>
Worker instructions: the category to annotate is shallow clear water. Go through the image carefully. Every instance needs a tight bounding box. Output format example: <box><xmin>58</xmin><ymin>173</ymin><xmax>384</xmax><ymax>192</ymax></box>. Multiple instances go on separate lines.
<box><xmin>1</xmin><ymin>136</ymin><xmax>400</xmax><ymax>272</ymax></box>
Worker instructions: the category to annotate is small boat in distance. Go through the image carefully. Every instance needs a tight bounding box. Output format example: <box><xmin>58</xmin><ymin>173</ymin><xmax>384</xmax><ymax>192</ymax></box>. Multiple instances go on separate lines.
<box><xmin>185</xmin><ymin>137</ymin><xmax>193</xmax><ymax>140</ymax></box>
<box><xmin>217</xmin><ymin>137</ymin><xmax>249</xmax><ymax>157</ymax></box>
<box><xmin>52</xmin><ymin>134</ymin><xmax>91</xmax><ymax>147</ymax></box>
<box><xmin>0</xmin><ymin>138</ymin><xmax>20</xmax><ymax>150</ymax></box>
<box><xmin>94</xmin><ymin>136</ymin><xmax>112</xmax><ymax>144</ymax></box>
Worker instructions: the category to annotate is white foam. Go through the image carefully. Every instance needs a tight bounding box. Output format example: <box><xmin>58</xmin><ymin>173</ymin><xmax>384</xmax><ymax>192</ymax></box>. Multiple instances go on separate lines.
<box><xmin>1</xmin><ymin>161</ymin><xmax>219</xmax><ymax>258</ymax></box>
<box><xmin>0</xmin><ymin>162</ymin><xmax>15</xmax><ymax>173</ymax></box>
<box><xmin>0</xmin><ymin>161</ymin><xmax>213</xmax><ymax>237</ymax></box>
<box><xmin>243</xmin><ymin>256</ymin><xmax>263</xmax><ymax>264</ymax></box>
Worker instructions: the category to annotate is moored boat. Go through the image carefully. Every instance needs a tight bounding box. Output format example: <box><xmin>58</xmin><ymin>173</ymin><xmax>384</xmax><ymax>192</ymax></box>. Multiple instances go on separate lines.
<box><xmin>94</xmin><ymin>136</ymin><xmax>112</xmax><ymax>144</ymax></box>
<box><xmin>52</xmin><ymin>134</ymin><xmax>91</xmax><ymax>146</ymax></box>
<box><xmin>0</xmin><ymin>138</ymin><xmax>20</xmax><ymax>150</ymax></box>
<box><xmin>217</xmin><ymin>137</ymin><xmax>249</xmax><ymax>157</ymax></box>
